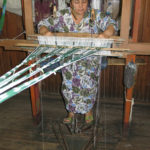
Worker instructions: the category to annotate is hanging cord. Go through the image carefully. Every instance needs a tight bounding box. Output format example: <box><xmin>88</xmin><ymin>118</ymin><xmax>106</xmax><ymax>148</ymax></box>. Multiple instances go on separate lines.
<box><xmin>103</xmin><ymin>66</ymin><xmax>107</xmax><ymax>150</ymax></box>
<box><xmin>0</xmin><ymin>0</ymin><xmax>7</xmax><ymax>34</ymax></box>
<box><xmin>40</xmin><ymin>76</ymin><xmax>45</xmax><ymax>150</ymax></box>
<box><xmin>13</xmin><ymin>31</ymin><xmax>26</xmax><ymax>40</ymax></box>
<box><xmin>93</xmin><ymin>56</ymin><xmax>102</xmax><ymax>148</ymax></box>
<box><xmin>90</xmin><ymin>7</ymin><xmax>100</xmax><ymax>149</ymax></box>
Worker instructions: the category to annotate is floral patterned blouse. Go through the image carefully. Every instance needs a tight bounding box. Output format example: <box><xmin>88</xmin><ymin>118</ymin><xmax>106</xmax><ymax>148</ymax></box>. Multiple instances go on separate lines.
<box><xmin>38</xmin><ymin>7</ymin><xmax>117</xmax><ymax>114</ymax></box>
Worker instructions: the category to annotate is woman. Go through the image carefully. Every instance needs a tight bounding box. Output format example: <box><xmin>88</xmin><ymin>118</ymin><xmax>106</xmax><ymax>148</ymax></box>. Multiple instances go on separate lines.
<box><xmin>38</xmin><ymin>0</ymin><xmax>117</xmax><ymax>124</ymax></box>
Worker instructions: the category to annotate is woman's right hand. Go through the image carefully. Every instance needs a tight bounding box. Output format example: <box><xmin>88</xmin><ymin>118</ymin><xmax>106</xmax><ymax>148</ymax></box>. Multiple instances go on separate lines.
<box><xmin>39</xmin><ymin>26</ymin><xmax>53</xmax><ymax>36</ymax></box>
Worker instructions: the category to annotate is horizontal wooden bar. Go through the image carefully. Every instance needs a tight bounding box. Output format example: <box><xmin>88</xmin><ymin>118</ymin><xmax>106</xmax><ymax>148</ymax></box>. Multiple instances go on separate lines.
<box><xmin>1</xmin><ymin>38</ymin><xmax>150</xmax><ymax>56</ymax></box>
<box><xmin>0</xmin><ymin>39</ymin><xmax>38</xmax><ymax>47</ymax></box>
<box><xmin>0</xmin><ymin>39</ymin><xmax>129</xmax><ymax>52</ymax></box>
<box><xmin>128</xmin><ymin>42</ymin><xmax>150</xmax><ymax>55</ymax></box>
<box><xmin>108</xmin><ymin>58</ymin><xmax>145</xmax><ymax>66</ymax></box>
<box><xmin>27</xmin><ymin>33</ymin><xmax>123</xmax><ymax>40</ymax></box>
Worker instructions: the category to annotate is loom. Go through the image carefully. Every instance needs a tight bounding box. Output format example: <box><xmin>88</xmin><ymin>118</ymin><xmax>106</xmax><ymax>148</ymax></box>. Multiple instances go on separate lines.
<box><xmin>0</xmin><ymin>0</ymin><xmax>150</xmax><ymax>142</ymax></box>
<box><xmin>0</xmin><ymin>34</ymin><xmax>132</xmax><ymax>149</ymax></box>
<box><xmin>0</xmin><ymin>33</ymin><xmax>127</xmax><ymax>149</ymax></box>
<box><xmin>0</xmin><ymin>35</ymin><xmax>125</xmax><ymax>103</ymax></box>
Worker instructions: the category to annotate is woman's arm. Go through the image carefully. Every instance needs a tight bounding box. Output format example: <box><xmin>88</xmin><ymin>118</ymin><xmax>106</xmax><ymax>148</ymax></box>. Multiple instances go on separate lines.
<box><xmin>38</xmin><ymin>12</ymin><xmax>60</xmax><ymax>36</ymax></box>
<box><xmin>96</xmin><ymin>10</ymin><xmax>118</xmax><ymax>38</ymax></box>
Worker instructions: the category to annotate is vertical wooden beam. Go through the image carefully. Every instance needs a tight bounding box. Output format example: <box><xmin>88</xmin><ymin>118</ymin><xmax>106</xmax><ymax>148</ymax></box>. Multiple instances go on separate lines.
<box><xmin>120</xmin><ymin>0</ymin><xmax>136</xmax><ymax>136</ymax></box>
<box><xmin>141</xmin><ymin>0</ymin><xmax>150</xmax><ymax>42</ymax></box>
<box><xmin>24</xmin><ymin>0</ymin><xmax>41</xmax><ymax>125</ymax></box>
<box><xmin>28</xmin><ymin>60</ymin><xmax>41</xmax><ymax>125</ymax></box>
<box><xmin>123</xmin><ymin>55</ymin><xmax>136</xmax><ymax>135</ymax></box>
<box><xmin>23</xmin><ymin>0</ymin><xmax>34</xmax><ymax>35</ymax></box>
<box><xmin>132</xmin><ymin>0</ymin><xmax>142</xmax><ymax>42</ymax></box>
<box><xmin>128</xmin><ymin>2</ymin><xmax>141</xmax><ymax>130</ymax></box>
<box><xmin>120</xmin><ymin>0</ymin><xmax>132</xmax><ymax>42</ymax></box>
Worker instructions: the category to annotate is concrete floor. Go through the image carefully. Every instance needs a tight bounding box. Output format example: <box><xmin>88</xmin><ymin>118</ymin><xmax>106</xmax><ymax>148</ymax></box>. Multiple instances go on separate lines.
<box><xmin>0</xmin><ymin>91</ymin><xmax>150</xmax><ymax>150</ymax></box>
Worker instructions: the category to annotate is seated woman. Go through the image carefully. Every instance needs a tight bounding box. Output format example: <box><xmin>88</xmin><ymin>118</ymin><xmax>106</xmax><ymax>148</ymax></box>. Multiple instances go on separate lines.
<box><xmin>38</xmin><ymin>0</ymin><xmax>117</xmax><ymax>124</ymax></box>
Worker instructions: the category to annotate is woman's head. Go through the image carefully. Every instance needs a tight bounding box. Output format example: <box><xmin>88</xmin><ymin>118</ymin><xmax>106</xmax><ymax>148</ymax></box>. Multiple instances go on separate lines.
<box><xmin>70</xmin><ymin>0</ymin><xmax>89</xmax><ymax>17</ymax></box>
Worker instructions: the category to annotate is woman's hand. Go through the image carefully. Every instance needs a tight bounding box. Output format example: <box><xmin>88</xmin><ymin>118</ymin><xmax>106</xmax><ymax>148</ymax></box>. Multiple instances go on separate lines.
<box><xmin>39</xmin><ymin>26</ymin><xmax>53</xmax><ymax>36</ymax></box>
<box><xmin>98</xmin><ymin>25</ymin><xmax>115</xmax><ymax>38</ymax></box>
<box><xmin>98</xmin><ymin>33</ymin><xmax>109</xmax><ymax>38</ymax></box>
<box><xmin>44</xmin><ymin>31</ymin><xmax>53</xmax><ymax>36</ymax></box>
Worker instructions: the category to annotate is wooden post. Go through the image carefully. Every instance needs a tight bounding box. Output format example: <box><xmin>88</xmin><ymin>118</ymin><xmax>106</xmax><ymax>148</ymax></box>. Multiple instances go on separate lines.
<box><xmin>120</xmin><ymin>0</ymin><xmax>135</xmax><ymax>135</ymax></box>
<box><xmin>120</xmin><ymin>0</ymin><xmax>132</xmax><ymax>42</ymax></box>
<box><xmin>23</xmin><ymin>0</ymin><xmax>34</xmax><ymax>35</ymax></box>
<box><xmin>28</xmin><ymin>60</ymin><xmax>41</xmax><ymax>125</ymax></box>
<box><xmin>123</xmin><ymin>55</ymin><xmax>136</xmax><ymax>135</ymax></box>
<box><xmin>132</xmin><ymin>0</ymin><xmax>142</xmax><ymax>42</ymax></box>
<box><xmin>123</xmin><ymin>1</ymin><xmax>141</xmax><ymax>132</ymax></box>
<box><xmin>23</xmin><ymin>0</ymin><xmax>41</xmax><ymax>125</ymax></box>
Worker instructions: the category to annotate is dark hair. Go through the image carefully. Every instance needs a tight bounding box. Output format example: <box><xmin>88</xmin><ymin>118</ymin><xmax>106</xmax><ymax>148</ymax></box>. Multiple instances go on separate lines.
<box><xmin>69</xmin><ymin>0</ymin><xmax>91</xmax><ymax>7</ymax></box>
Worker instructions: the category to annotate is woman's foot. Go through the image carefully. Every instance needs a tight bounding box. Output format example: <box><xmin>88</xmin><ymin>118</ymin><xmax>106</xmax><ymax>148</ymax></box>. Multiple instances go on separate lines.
<box><xmin>63</xmin><ymin>112</ymin><xmax>74</xmax><ymax>124</ymax></box>
<box><xmin>85</xmin><ymin>111</ymin><xmax>93</xmax><ymax>124</ymax></box>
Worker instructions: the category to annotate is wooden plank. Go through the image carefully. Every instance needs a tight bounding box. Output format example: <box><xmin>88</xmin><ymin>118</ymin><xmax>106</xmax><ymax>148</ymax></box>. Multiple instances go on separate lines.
<box><xmin>120</xmin><ymin>0</ymin><xmax>132</xmax><ymax>43</ymax></box>
<box><xmin>23</xmin><ymin>0</ymin><xmax>34</xmax><ymax>35</ymax></box>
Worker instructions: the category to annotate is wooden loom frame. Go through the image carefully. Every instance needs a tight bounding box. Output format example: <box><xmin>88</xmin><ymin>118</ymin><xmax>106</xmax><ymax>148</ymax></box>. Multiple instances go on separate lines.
<box><xmin>23</xmin><ymin>0</ymin><xmax>150</xmax><ymax>133</ymax></box>
<box><xmin>0</xmin><ymin>0</ymin><xmax>150</xmax><ymax>134</ymax></box>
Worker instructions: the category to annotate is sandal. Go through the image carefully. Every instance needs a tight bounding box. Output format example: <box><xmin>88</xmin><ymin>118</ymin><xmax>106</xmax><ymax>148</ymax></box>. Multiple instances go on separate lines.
<box><xmin>63</xmin><ymin>117</ymin><xmax>73</xmax><ymax>124</ymax></box>
<box><xmin>85</xmin><ymin>115</ymin><xmax>93</xmax><ymax>124</ymax></box>
<box><xmin>63</xmin><ymin>112</ymin><xmax>74</xmax><ymax>124</ymax></box>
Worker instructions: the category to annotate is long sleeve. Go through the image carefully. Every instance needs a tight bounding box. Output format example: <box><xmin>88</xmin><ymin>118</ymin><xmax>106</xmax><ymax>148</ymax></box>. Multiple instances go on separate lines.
<box><xmin>38</xmin><ymin>12</ymin><xmax>60</xmax><ymax>33</ymax></box>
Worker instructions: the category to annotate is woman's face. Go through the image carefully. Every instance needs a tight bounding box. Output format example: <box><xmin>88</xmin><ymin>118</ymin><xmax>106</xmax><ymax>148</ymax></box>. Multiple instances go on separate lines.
<box><xmin>70</xmin><ymin>0</ymin><xmax>88</xmax><ymax>17</ymax></box>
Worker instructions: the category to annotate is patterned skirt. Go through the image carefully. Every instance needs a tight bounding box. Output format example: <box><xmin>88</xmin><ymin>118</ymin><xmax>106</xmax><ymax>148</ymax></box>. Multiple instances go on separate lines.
<box><xmin>61</xmin><ymin>55</ymin><xmax>102</xmax><ymax>114</ymax></box>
